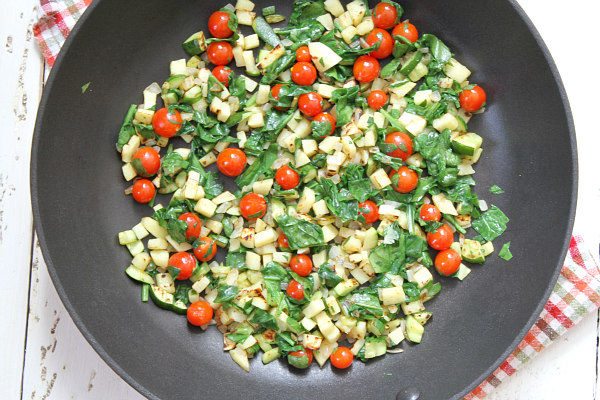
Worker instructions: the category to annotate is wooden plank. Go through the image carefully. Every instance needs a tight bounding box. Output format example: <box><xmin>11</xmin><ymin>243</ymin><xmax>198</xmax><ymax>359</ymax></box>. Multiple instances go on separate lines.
<box><xmin>0</xmin><ymin>0</ymin><xmax>44</xmax><ymax>398</ymax></box>
<box><xmin>21</xmin><ymin>238</ymin><xmax>144</xmax><ymax>400</ymax></box>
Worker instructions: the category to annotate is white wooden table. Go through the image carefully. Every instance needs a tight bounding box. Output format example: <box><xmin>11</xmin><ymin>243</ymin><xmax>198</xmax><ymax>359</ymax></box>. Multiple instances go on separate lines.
<box><xmin>1</xmin><ymin>1</ymin><xmax>599</xmax><ymax>399</ymax></box>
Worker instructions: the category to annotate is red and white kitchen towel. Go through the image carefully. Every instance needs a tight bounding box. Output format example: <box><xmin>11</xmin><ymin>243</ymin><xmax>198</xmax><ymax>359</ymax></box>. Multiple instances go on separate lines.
<box><xmin>33</xmin><ymin>1</ymin><xmax>600</xmax><ymax>398</ymax></box>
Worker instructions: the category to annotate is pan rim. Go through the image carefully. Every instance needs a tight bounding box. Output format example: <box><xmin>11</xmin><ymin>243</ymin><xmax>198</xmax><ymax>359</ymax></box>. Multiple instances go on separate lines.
<box><xmin>29</xmin><ymin>0</ymin><xmax>578</xmax><ymax>399</ymax></box>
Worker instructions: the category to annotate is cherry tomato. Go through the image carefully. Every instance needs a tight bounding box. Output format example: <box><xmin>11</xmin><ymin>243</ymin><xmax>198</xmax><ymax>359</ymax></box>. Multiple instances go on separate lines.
<box><xmin>312</xmin><ymin>112</ymin><xmax>336</xmax><ymax>137</ymax></box>
<box><xmin>239</xmin><ymin>193</ymin><xmax>267</xmax><ymax>220</ymax></box>
<box><xmin>152</xmin><ymin>107</ymin><xmax>182</xmax><ymax>138</ymax></box>
<box><xmin>194</xmin><ymin>236</ymin><xmax>217</xmax><ymax>262</ymax></box>
<box><xmin>168</xmin><ymin>251</ymin><xmax>196</xmax><ymax>280</ymax></box>
<box><xmin>367</xmin><ymin>90</ymin><xmax>388</xmax><ymax>110</ymax></box>
<box><xmin>392</xmin><ymin>21</ymin><xmax>419</xmax><ymax>43</ymax></box>
<box><xmin>208</xmin><ymin>11</ymin><xmax>234</xmax><ymax>39</ymax></box>
<box><xmin>212</xmin><ymin>65</ymin><xmax>233</xmax><ymax>86</ymax></box>
<box><xmin>290</xmin><ymin>254</ymin><xmax>313</xmax><ymax>277</ymax></box>
<box><xmin>286</xmin><ymin>279</ymin><xmax>304</xmax><ymax>300</ymax></box>
<box><xmin>459</xmin><ymin>85</ymin><xmax>487</xmax><ymax>112</ymax></box>
<box><xmin>275</xmin><ymin>165</ymin><xmax>300</xmax><ymax>190</ymax></box>
<box><xmin>270</xmin><ymin>83</ymin><xmax>286</xmax><ymax>111</ymax></box>
<box><xmin>385</xmin><ymin>131</ymin><xmax>413</xmax><ymax>161</ymax></box>
<box><xmin>419</xmin><ymin>204</ymin><xmax>441</xmax><ymax>222</ymax></box>
<box><xmin>207</xmin><ymin>41</ymin><xmax>233</xmax><ymax>66</ymax></box>
<box><xmin>187</xmin><ymin>300</ymin><xmax>214</xmax><ymax>326</ymax></box>
<box><xmin>217</xmin><ymin>148</ymin><xmax>247</xmax><ymax>177</ymax></box>
<box><xmin>132</xmin><ymin>147</ymin><xmax>161</xmax><ymax>176</ymax></box>
<box><xmin>291</xmin><ymin>62</ymin><xmax>317</xmax><ymax>86</ymax></box>
<box><xmin>278</xmin><ymin>232</ymin><xmax>290</xmax><ymax>249</ymax></box>
<box><xmin>178</xmin><ymin>212</ymin><xmax>203</xmax><ymax>241</ymax></box>
<box><xmin>295</xmin><ymin>45</ymin><xmax>311</xmax><ymax>62</ymax></box>
<box><xmin>131</xmin><ymin>179</ymin><xmax>155</xmax><ymax>204</ymax></box>
<box><xmin>359</xmin><ymin>200</ymin><xmax>379</xmax><ymax>224</ymax></box>
<box><xmin>353</xmin><ymin>55</ymin><xmax>380</xmax><ymax>83</ymax></box>
<box><xmin>366</xmin><ymin>28</ymin><xmax>393</xmax><ymax>59</ymax></box>
<box><xmin>288</xmin><ymin>348</ymin><xmax>313</xmax><ymax>368</ymax></box>
<box><xmin>435</xmin><ymin>249</ymin><xmax>462</xmax><ymax>276</ymax></box>
<box><xmin>330</xmin><ymin>346</ymin><xmax>354</xmax><ymax>369</ymax></box>
<box><xmin>298</xmin><ymin>92</ymin><xmax>323</xmax><ymax>117</ymax></box>
<box><xmin>390</xmin><ymin>166</ymin><xmax>418</xmax><ymax>193</ymax></box>
<box><xmin>373</xmin><ymin>2</ymin><xmax>398</xmax><ymax>29</ymax></box>
<box><xmin>427</xmin><ymin>224</ymin><xmax>454</xmax><ymax>251</ymax></box>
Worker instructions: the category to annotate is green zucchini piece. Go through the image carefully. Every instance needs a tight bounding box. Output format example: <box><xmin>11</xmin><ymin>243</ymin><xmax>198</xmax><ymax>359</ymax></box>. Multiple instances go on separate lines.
<box><xmin>262</xmin><ymin>5</ymin><xmax>275</xmax><ymax>16</ymax></box>
<box><xmin>182</xmin><ymin>86</ymin><xmax>203</xmax><ymax>104</ymax></box>
<box><xmin>451</xmin><ymin>132</ymin><xmax>483</xmax><ymax>156</ymax></box>
<box><xmin>182</xmin><ymin>31</ymin><xmax>206</xmax><ymax>56</ymax></box>
<box><xmin>364</xmin><ymin>340</ymin><xmax>387</xmax><ymax>359</ymax></box>
<box><xmin>149</xmin><ymin>285</ymin><xmax>175</xmax><ymax>311</ymax></box>
<box><xmin>461</xmin><ymin>239</ymin><xmax>485</xmax><ymax>264</ymax></box>
<box><xmin>405</xmin><ymin>315</ymin><xmax>425</xmax><ymax>343</ymax></box>
<box><xmin>125</xmin><ymin>266</ymin><xmax>154</xmax><ymax>284</ymax></box>
<box><xmin>265</xmin><ymin>15</ymin><xmax>286</xmax><ymax>24</ymax></box>
<box><xmin>172</xmin><ymin>300</ymin><xmax>188</xmax><ymax>315</ymax></box>
<box><xmin>252</xmin><ymin>16</ymin><xmax>281</xmax><ymax>47</ymax></box>
<box><xmin>399</xmin><ymin>51</ymin><xmax>423</xmax><ymax>76</ymax></box>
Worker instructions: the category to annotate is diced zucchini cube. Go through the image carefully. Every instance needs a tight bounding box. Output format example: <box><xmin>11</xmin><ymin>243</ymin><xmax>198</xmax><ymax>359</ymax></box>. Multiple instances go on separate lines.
<box><xmin>126</xmin><ymin>240</ymin><xmax>145</xmax><ymax>256</ymax></box>
<box><xmin>194</xmin><ymin>198</ymin><xmax>217</xmax><ymax>217</ymax></box>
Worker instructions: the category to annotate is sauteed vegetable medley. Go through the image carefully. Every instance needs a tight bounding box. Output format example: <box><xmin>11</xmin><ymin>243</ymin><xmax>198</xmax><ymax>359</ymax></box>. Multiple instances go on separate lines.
<box><xmin>116</xmin><ymin>0</ymin><xmax>509</xmax><ymax>371</ymax></box>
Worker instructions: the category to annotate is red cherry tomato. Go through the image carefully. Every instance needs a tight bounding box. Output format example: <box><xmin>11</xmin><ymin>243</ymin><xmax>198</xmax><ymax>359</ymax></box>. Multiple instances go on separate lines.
<box><xmin>312</xmin><ymin>112</ymin><xmax>336</xmax><ymax>137</ymax></box>
<box><xmin>278</xmin><ymin>232</ymin><xmax>290</xmax><ymax>249</ymax></box>
<box><xmin>178</xmin><ymin>212</ymin><xmax>203</xmax><ymax>241</ymax></box>
<box><xmin>187</xmin><ymin>300</ymin><xmax>214</xmax><ymax>326</ymax></box>
<box><xmin>390</xmin><ymin>167</ymin><xmax>418</xmax><ymax>193</ymax></box>
<box><xmin>353</xmin><ymin>55</ymin><xmax>380</xmax><ymax>83</ymax></box>
<box><xmin>384</xmin><ymin>131</ymin><xmax>413</xmax><ymax>161</ymax></box>
<box><xmin>132</xmin><ymin>147</ymin><xmax>161</xmax><ymax>176</ymax></box>
<box><xmin>295</xmin><ymin>45</ymin><xmax>311</xmax><ymax>62</ymax></box>
<box><xmin>298</xmin><ymin>92</ymin><xmax>323</xmax><ymax>117</ymax></box>
<box><xmin>435</xmin><ymin>249</ymin><xmax>462</xmax><ymax>276</ymax></box>
<box><xmin>239</xmin><ymin>193</ymin><xmax>267</xmax><ymax>220</ymax></box>
<box><xmin>366</xmin><ymin>28</ymin><xmax>393</xmax><ymax>59</ymax></box>
<box><xmin>212</xmin><ymin>65</ymin><xmax>233</xmax><ymax>86</ymax></box>
<box><xmin>275</xmin><ymin>165</ymin><xmax>300</xmax><ymax>190</ymax></box>
<box><xmin>168</xmin><ymin>251</ymin><xmax>196</xmax><ymax>280</ymax></box>
<box><xmin>290</xmin><ymin>254</ymin><xmax>313</xmax><ymax>277</ymax></box>
<box><xmin>291</xmin><ymin>62</ymin><xmax>317</xmax><ymax>86</ymax></box>
<box><xmin>330</xmin><ymin>346</ymin><xmax>354</xmax><ymax>369</ymax></box>
<box><xmin>372</xmin><ymin>2</ymin><xmax>398</xmax><ymax>29</ymax></box>
<box><xmin>207</xmin><ymin>41</ymin><xmax>233</xmax><ymax>66</ymax></box>
<box><xmin>194</xmin><ymin>236</ymin><xmax>217</xmax><ymax>262</ymax></box>
<box><xmin>392</xmin><ymin>21</ymin><xmax>419</xmax><ymax>43</ymax></box>
<box><xmin>459</xmin><ymin>85</ymin><xmax>487</xmax><ymax>112</ymax></box>
<box><xmin>419</xmin><ymin>204</ymin><xmax>441</xmax><ymax>222</ymax></box>
<box><xmin>217</xmin><ymin>148</ymin><xmax>247</xmax><ymax>177</ymax></box>
<box><xmin>131</xmin><ymin>179</ymin><xmax>155</xmax><ymax>204</ymax></box>
<box><xmin>271</xmin><ymin>83</ymin><xmax>286</xmax><ymax>111</ymax></box>
<box><xmin>289</xmin><ymin>348</ymin><xmax>313</xmax><ymax>365</ymax></box>
<box><xmin>359</xmin><ymin>200</ymin><xmax>379</xmax><ymax>224</ymax></box>
<box><xmin>208</xmin><ymin>11</ymin><xmax>234</xmax><ymax>39</ymax></box>
<box><xmin>152</xmin><ymin>108</ymin><xmax>182</xmax><ymax>138</ymax></box>
<box><xmin>367</xmin><ymin>90</ymin><xmax>388</xmax><ymax>110</ymax></box>
<box><xmin>286</xmin><ymin>279</ymin><xmax>305</xmax><ymax>300</ymax></box>
<box><xmin>427</xmin><ymin>224</ymin><xmax>454</xmax><ymax>251</ymax></box>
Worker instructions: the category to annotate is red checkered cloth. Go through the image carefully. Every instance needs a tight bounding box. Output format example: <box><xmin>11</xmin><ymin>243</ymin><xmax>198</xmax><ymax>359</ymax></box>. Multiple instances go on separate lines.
<box><xmin>33</xmin><ymin>1</ymin><xmax>600</xmax><ymax>398</ymax></box>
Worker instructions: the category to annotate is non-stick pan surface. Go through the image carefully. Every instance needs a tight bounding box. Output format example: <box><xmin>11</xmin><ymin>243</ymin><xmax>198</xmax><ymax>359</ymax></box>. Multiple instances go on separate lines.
<box><xmin>31</xmin><ymin>1</ymin><xmax>577</xmax><ymax>399</ymax></box>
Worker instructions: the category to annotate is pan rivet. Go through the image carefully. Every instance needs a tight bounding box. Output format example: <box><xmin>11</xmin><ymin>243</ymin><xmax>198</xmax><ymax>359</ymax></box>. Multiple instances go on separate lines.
<box><xmin>396</xmin><ymin>388</ymin><xmax>420</xmax><ymax>400</ymax></box>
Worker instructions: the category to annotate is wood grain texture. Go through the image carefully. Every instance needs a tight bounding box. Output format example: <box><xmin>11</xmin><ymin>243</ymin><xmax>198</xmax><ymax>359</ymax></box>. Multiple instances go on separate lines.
<box><xmin>3</xmin><ymin>0</ymin><xmax>599</xmax><ymax>399</ymax></box>
<box><xmin>0</xmin><ymin>0</ymin><xmax>43</xmax><ymax>398</ymax></box>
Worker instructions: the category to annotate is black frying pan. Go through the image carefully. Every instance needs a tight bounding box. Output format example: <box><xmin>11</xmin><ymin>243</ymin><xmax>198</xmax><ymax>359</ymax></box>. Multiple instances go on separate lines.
<box><xmin>31</xmin><ymin>0</ymin><xmax>577</xmax><ymax>399</ymax></box>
